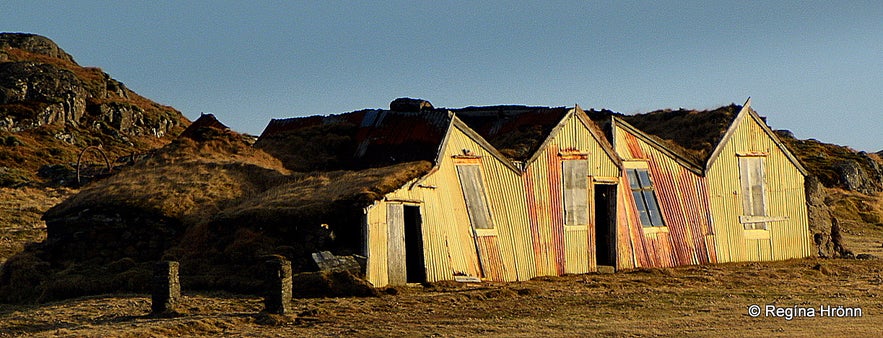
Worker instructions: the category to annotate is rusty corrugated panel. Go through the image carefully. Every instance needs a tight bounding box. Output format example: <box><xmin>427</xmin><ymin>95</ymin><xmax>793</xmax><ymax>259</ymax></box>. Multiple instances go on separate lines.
<box><xmin>697</xmin><ymin>177</ymin><xmax>718</xmax><ymax>263</ymax></box>
<box><xmin>547</xmin><ymin>146</ymin><xmax>566</xmax><ymax>275</ymax></box>
<box><xmin>615</xmin><ymin>180</ymin><xmax>638</xmax><ymax>269</ymax></box>
<box><xmin>617</xmin><ymin>129</ymin><xmax>717</xmax><ymax>269</ymax></box>
<box><xmin>476</xmin><ymin>236</ymin><xmax>507</xmax><ymax>280</ymax></box>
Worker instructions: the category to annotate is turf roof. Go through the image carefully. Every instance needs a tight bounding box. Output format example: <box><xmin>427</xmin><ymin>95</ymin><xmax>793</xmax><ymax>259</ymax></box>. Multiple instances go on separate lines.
<box><xmin>453</xmin><ymin>106</ymin><xmax>570</xmax><ymax>162</ymax></box>
<box><xmin>586</xmin><ymin>105</ymin><xmax>742</xmax><ymax>165</ymax></box>
<box><xmin>255</xmin><ymin>109</ymin><xmax>449</xmax><ymax>171</ymax></box>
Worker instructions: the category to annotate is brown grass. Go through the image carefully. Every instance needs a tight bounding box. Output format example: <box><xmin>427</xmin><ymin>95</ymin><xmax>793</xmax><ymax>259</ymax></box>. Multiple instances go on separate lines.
<box><xmin>0</xmin><ymin>187</ymin><xmax>74</xmax><ymax>262</ymax></box>
<box><xmin>1</xmin><ymin>258</ymin><xmax>882</xmax><ymax>336</ymax></box>
<box><xmin>217</xmin><ymin>160</ymin><xmax>432</xmax><ymax>226</ymax></box>
<box><xmin>826</xmin><ymin>188</ymin><xmax>883</xmax><ymax>257</ymax></box>
<box><xmin>778</xmin><ymin>132</ymin><xmax>881</xmax><ymax>190</ymax></box>
<box><xmin>619</xmin><ymin>104</ymin><xmax>740</xmax><ymax>163</ymax></box>
<box><xmin>45</xmin><ymin>133</ymin><xmax>288</xmax><ymax>224</ymax></box>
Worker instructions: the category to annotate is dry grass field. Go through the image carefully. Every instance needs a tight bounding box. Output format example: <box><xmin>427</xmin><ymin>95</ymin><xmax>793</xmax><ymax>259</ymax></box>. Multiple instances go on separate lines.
<box><xmin>0</xmin><ymin>258</ymin><xmax>881</xmax><ymax>337</ymax></box>
<box><xmin>0</xmin><ymin>187</ymin><xmax>75</xmax><ymax>265</ymax></box>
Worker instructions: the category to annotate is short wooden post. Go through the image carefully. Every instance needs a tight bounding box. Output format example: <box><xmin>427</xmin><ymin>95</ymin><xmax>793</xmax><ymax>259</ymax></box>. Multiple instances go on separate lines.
<box><xmin>263</xmin><ymin>257</ymin><xmax>293</xmax><ymax>314</ymax></box>
<box><xmin>151</xmin><ymin>261</ymin><xmax>181</xmax><ymax>315</ymax></box>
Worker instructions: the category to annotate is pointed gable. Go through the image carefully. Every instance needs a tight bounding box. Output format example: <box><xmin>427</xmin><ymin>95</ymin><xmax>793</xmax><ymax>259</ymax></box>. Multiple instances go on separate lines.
<box><xmin>453</xmin><ymin>106</ymin><xmax>570</xmax><ymax>162</ymax></box>
<box><xmin>617</xmin><ymin>104</ymin><xmax>741</xmax><ymax>165</ymax></box>
<box><xmin>705</xmin><ymin>100</ymin><xmax>808</xmax><ymax>176</ymax></box>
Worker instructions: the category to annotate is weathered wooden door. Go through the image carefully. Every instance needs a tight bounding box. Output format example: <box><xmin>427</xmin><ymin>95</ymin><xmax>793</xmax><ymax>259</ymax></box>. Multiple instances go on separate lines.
<box><xmin>387</xmin><ymin>203</ymin><xmax>407</xmax><ymax>285</ymax></box>
<box><xmin>387</xmin><ymin>203</ymin><xmax>426</xmax><ymax>285</ymax></box>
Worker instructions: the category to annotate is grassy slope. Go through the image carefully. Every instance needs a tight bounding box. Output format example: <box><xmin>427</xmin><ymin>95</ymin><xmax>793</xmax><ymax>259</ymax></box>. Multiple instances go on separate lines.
<box><xmin>0</xmin><ymin>187</ymin><xmax>75</xmax><ymax>263</ymax></box>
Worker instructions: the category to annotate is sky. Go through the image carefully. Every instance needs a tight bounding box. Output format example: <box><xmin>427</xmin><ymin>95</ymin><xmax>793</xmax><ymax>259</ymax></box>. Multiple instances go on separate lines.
<box><xmin>2</xmin><ymin>1</ymin><xmax>881</xmax><ymax>151</ymax></box>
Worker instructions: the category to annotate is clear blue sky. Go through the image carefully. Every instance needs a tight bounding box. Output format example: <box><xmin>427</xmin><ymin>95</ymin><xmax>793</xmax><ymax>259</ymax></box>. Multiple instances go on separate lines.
<box><xmin>2</xmin><ymin>1</ymin><xmax>881</xmax><ymax>151</ymax></box>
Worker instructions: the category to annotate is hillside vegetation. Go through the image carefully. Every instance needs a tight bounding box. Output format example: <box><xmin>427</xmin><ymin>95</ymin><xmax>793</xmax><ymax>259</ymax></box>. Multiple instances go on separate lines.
<box><xmin>0</xmin><ymin>33</ymin><xmax>188</xmax><ymax>186</ymax></box>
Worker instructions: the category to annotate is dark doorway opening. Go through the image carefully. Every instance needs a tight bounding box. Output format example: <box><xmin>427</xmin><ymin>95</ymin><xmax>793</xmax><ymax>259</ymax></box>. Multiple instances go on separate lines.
<box><xmin>403</xmin><ymin>205</ymin><xmax>426</xmax><ymax>283</ymax></box>
<box><xmin>594</xmin><ymin>184</ymin><xmax>616</xmax><ymax>267</ymax></box>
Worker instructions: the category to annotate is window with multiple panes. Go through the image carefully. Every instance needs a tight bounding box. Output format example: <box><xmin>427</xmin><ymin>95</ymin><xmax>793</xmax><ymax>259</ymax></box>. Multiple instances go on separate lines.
<box><xmin>738</xmin><ymin>156</ymin><xmax>767</xmax><ymax>230</ymax></box>
<box><xmin>455</xmin><ymin>164</ymin><xmax>494</xmax><ymax>229</ymax></box>
<box><xmin>626</xmin><ymin>167</ymin><xmax>665</xmax><ymax>227</ymax></box>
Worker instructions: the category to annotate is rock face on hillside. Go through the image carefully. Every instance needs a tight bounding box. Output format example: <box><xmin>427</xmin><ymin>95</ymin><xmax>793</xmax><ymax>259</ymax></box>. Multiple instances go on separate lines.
<box><xmin>777</xmin><ymin>131</ymin><xmax>883</xmax><ymax>258</ymax></box>
<box><xmin>0</xmin><ymin>33</ymin><xmax>188</xmax><ymax>186</ymax></box>
<box><xmin>777</xmin><ymin>131</ymin><xmax>883</xmax><ymax>194</ymax></box>
<box><xmin>0</xmin><ymin>33</ymin><xmax>74</xmax><ymax>63</ymax></box>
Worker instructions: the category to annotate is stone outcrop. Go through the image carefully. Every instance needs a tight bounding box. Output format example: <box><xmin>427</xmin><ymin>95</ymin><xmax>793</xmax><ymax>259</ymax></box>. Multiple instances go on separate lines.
<box><xmin>0</xmin><ymin>33</ymin><xmax>75</xmax><ymax>63</ymax></box>
<box><xmin>835</xmin><ymin>152</ymin><xmax>883</xmax><ymax>195</ymax></box>
<box><xmin>0</xmin><ymin>33</ymin><xmax>184</xmax><ymax>137</ymax></box>
<box><xmin>0</xmin><ymin>33</ymin><xmax>188</xmax><ymax>185</ymax></box>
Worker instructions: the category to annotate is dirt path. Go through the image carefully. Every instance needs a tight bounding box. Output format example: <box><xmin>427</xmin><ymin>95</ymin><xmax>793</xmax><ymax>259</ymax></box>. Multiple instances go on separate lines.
<box><xmin>2</xmin><ymin>258</ymin><xmax>881</xmax><ymax>337</ymax></box>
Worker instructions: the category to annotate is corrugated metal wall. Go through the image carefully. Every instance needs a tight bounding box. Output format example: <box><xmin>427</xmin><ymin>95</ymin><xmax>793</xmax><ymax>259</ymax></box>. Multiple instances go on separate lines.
<box><xmin>365</xmin><ymin>106</ymin><xmax>810</xmax><ymax>288</ymax></box>
<box><xmin>613</xmin><ymin>125</ymin><xmax>717</xmax><ymax>269</ymax></box>
<box><xmin>365</xmin><ymin>120</ymin><xmax>526</xmax><ymax>286</ymax></box>
<box><xmin>523</xmin><ymin>111</ymin><xmax>620</xmax><ymax>275</ymax></box>
<box><xmin>705</xmin><ymin>112</ymin><xmax>811</xmax><ymax>262</ymax></box>
<box><xmin>366</xmin><ymin>111</ymin><xmax>622</xmax><ymax>286</ymax></box>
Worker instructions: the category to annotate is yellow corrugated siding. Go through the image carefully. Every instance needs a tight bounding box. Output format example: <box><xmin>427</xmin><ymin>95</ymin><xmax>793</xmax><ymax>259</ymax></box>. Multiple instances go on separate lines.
<box><xmin>564</xmin><ymin>227</ymin><xmax>590</xmax><ymax>273</ymax></box>
<box><xmin>365</xmin><ymin>123</ymin><xmax>528</xmax><ymax>286</ymax></box>
<box><xmin>706</xmin><ymin>113</ymin><xmax>811</xmax><ymax>263</ymax></box>
<box><xmin>365</xmin><ymin>200</ymin><xmax>388</xmax><ymax>287</ymax></box>
<box><xmin>524</xmin><ymin>113</ymin><xmax>620</xmax><ymax>276</ymax></box>
<box><xmin>368</xmin><ymin>112</ymin><xmax>623</xmax><ymax>286</ymax></box>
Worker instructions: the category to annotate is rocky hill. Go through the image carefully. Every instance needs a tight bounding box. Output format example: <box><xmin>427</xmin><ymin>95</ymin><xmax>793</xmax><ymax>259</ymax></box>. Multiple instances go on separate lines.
<box><xmin>0</xmin><ymin>33</ymin><xmax>188</xmax><ymax>186</ymax></box>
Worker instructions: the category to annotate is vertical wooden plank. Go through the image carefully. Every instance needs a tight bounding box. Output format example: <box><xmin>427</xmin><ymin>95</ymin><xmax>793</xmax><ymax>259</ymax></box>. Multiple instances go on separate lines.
<box><xmin>562</xmin><ymin>160</ymin><xmax>589</xmax><ymax>225</ymax></box>
<box><xmin>387</xmin><ymin>203</ymin><xmax>407</xmax><ymax>285</ymax></box>
<box><xmin>456</xmin><ymin>165</ymin><xmax>494</xmax><ymax>229</ymax></box>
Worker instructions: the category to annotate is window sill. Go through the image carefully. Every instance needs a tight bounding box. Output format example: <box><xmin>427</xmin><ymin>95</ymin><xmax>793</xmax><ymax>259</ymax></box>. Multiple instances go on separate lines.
<box><xmin>744</xmin><ymin>229</ymin><xmax>770</xmax><ymax>240</ymax></box>
<box><xmin>739</xmin><ymin>215</ymin><xmax>788</xmax><ymax>224</ymax></box>
<box><xmin>474</xmin><ymin>228</ymin><xmax>497</xmax><ymax>237</ymax></box>
<box><xmin>642</xmin><ymin>226</ymin><xmax>669</xmax><ymax>234</ymax></box>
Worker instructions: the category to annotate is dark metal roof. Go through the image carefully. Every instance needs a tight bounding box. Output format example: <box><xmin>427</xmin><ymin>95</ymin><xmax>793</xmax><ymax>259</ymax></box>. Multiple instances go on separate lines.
<box><xmin>453</xmin><ymin>106</ymin><xmax>570</xmax><ymax>161</ymax></box>
<box><xmin>255</xmin><ymin>108</ymin><xmax>450</xmax><ymax>171</ymax></box>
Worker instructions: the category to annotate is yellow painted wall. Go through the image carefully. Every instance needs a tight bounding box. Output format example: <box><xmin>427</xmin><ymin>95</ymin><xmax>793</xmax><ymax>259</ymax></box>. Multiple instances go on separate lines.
<box><xmin>364</xmin><ymin>111</ymin><xmax>622</xmax><ymax>286</ymax></box>
<box><xmin>522</xmin><ymin>111</ymin><xmax>620</xmax><ymax>276</ymax></box>
<box><xmin>705</xmin><ymin>111</ymin><xmax>811</xmax><ymax>262</ymax></box>
<box><xmin>364</xmin><ymin>120</ymin><xmax>525</xmax><ymax>286</ymax></box>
